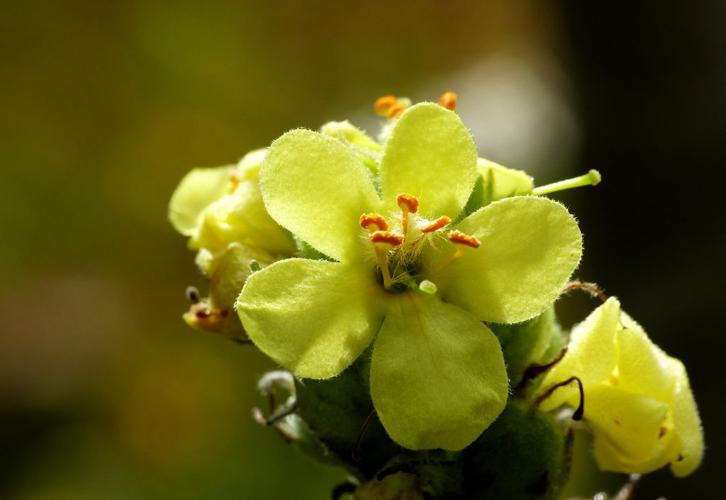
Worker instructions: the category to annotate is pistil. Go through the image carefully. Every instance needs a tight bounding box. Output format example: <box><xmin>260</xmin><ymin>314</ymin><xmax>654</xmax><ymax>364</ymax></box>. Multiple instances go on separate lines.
<box><xmin>532</xmin><ymin>169</ymin><xmax>601</xmax><ymax>196</ymax></box>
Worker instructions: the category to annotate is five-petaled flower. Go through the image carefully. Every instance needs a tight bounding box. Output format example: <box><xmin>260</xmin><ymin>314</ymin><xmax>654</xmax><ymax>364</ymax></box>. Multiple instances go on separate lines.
<box><xmin>235</xmin><ymin>103</ymin><xmax>583</xmax><ymax>450</ymax></box>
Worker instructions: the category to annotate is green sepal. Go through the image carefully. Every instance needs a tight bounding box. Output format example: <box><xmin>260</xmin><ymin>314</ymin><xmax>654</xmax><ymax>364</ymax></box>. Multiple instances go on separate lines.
<box><xmin>276</xmin><ymin>413</ymin><xmax>344</xmax><ymax>468</ymax></box>
<box><xmin>489</xmin><ymin>307</ymin><xmax>557</xmax><ymax>387</ymax></box>
<box><xmin>354</xmin><ymin>472</ymin><xmax>424</xmax><ymax>500</ymax></box>
<box><xmin>373</xmin><ymin>450</ymin><xmax>464</xmax><ymax>499</ymax></box>
<box><xmin>462</xmin><ymin>401</ymin><xmax>573</xmax><ymax>500</ymax></box>
<box><xmin>294</xmin><ymin>354</ymin><xmax>400</xmax><ymax>478</ymax></box>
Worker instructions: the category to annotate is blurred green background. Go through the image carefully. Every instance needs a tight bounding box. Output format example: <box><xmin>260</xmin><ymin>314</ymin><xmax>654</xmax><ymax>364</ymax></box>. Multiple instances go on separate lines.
<box><xmin>2</xmin><ymin>1</ymin><xmax>724</xmax><ymax>498</ymax></box>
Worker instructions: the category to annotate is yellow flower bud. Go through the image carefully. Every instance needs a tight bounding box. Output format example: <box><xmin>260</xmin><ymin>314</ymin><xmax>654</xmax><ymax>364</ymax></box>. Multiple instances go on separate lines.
<box><xmin>536</xmin><ymin>297</ymin><xmax>704</xmax><ymax>477</ymax></box>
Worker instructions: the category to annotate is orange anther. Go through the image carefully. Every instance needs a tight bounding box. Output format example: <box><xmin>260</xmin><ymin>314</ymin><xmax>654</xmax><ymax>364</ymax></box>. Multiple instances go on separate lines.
<box><xmin>184</xmin><ymin>302</ymin><xmax>228</xmax><ymax>332</ymax></box>
<box><xmin>227</xmin><ymin>171</ymin><xmax>241</xmax><ymax>192</ymax></box>
<box><xmin>370</xmin><ymin>230</ymin><xmax>404</xmax><ymax>247</ymax></box>
<box><xmin>448</xmin><ymin>230</ymin><xmax>480</xmax><ymax>248</ymax></box>
<box><xmin>396</xmin><ymin>193</ymin><xmax>419</xmax><ymax>214</ymax></box>
<box><xmin>375</xmin><ymin>95</ymin><xmax>398</xmax><ymax>117</ymax></box>
<box><xmin>421</xmin><ymin>215</ymin><xmax>451</xmax><ymax>233</ymax></box>
<box><xmin>387</xmin><ymin>102</ymin><xmax>408</xmax><ymax>119</ymax></box>
<box><xmin>360</xmin><ymin>213</ymin><xmax>389</xmax><ymax>231</ymax></box>
<box><xmin>438</xmin><ymin>91</ymin><xmax>458</xmax><ymax>111</ymax></box>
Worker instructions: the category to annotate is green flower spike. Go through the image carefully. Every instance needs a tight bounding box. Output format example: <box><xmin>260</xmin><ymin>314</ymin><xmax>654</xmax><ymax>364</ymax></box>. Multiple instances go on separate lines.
<box><xmin>536</xmin><ymin>297</ymin><xmax>704</xmax><ymax>476</ymax></box>
<box><xmin>236</xmin><ymin>103</ymin><xmax>583</xmax><ymax>450</ymax></box>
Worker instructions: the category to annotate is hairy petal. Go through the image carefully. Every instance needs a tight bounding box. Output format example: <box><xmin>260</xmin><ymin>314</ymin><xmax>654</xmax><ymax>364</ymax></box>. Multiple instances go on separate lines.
<box><xmin>669</xmin><ymin>358</ymin><xmax>705</xmax><ymax>477</ymax></box>
<box><xmin>435</xmin><ymin>196</ymin><xmax>582</xmax><ymax>324</ymax></box>
<box><xmin>236</xmin><ymin>259</ymin><xmax>385</xmax><ymax>379</ymax></box>
<box><xmin>537</xmin><ymin>297</ymin><xmax>621</xmax><ymax>412</ymax></box>
<box><xmin>616</xmin><ymin>326</ymin><xmax>675</xmax><ymax>403</ymax></box>
<box><xmin>478</xmin><ymin>158</ymin><xmax>534</xmax><ymax>201</ymax></box>
<box><xmin>370</xmin><ymin>294</ymin><xmax>508</xmax><ymax>450</ymax></box>
<box><xmin>168</xmin><ymin>165</ymin><xmax>232</xmax><ymax>236</ymax></box>
<box><xmin>380</xmin><ymin>103</ymin><xmax>478</xmax><ymax>219</ymax></box>
<box><xmin>589</xmin><ymin>385</ymin><xmax>679</xmax><ymax>474</ymax></box>
<box><xmin>261</xmin><ymin>130</ymin><xmax>381</xmax><ymax>261</ymax></box>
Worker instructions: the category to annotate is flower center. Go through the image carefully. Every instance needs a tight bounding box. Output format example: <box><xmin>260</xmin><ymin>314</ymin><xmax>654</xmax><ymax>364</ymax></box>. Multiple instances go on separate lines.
<box><xmin>359</xmin><ymin>193</ymin><xmax>480</xmax><ymax>292</ymax></box>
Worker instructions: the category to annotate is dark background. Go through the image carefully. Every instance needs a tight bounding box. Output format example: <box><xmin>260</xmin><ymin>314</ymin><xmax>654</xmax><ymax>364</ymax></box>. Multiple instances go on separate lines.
<box><xmin>1</xmin><ymin>1</ymin><xmax>723</xmax><ymax>498</ymax></box>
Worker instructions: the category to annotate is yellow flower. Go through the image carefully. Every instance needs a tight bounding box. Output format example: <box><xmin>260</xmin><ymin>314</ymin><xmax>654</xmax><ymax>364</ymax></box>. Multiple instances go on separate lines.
<box><xmin>536</xmin><ymin>297</ymin><xmax>703</xmax><ymax>476</ymax></box>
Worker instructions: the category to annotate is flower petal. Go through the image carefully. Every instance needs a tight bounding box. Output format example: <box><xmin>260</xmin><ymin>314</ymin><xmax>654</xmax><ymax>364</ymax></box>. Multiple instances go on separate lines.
<box><xmin>192</xmin><ymin>178</ymin><xmax>295</xmax><ymax>255</ymax></box>
<box><xmin>616</xmin><ymin>326</ymin><xmax>675</xmax><ymax>403</ymax></box>
<box><xmin>537</xmin><ymin>297</ymin><xmax>621</xmax><ymax>412</ymax></box>
<box><xmin>168</xmin><ymin>165</ymin><xmax>232</xmax><ymax>236</ymax></box>
<box><xmin>380</xmin><ymin>103</ymin><xmax>478</xmax><ymax>218</ymax></box>
<box><xmin>478</xmin><ymin>158</ymin><xmax>534</xmax><ymax>201</ymax></box>
<box><xmin>260</xmin><ymin>130</ymin><xmax>381</xmax><ymax>261</ymax></box>
<box><xmin>370</xmin><ymin>294</ymin><xmax>508</xmax><ymax>450</ymax></box>
<box><xmin>588</xmin><ymin>384</ymin><xmax>679</xmax><ymax>474</ymax></box>
<box><xmin>434</xmin><ymin>196</ymin><xmax>582</xmax><ymax>324</ymax></box>
<box><xmin>236</xmin><ymin>258</ymin><xmax>385</xmax><ymax>379</ymax></box>
<box><xmin>669</xmin><ymin>358</ymin><xmax>704</xmax><ymax>477</ymax></box>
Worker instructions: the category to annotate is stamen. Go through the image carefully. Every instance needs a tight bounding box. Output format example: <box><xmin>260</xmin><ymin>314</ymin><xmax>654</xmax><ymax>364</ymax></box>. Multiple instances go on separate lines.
<box><xmin>227</xmin><ymin>171</ymin><xmax>241</xmax><ymax>193</ymax></box>
<box><xmin>531</xmin><ymin>169</ymin><xmax>602</xmax><ymax>196</ymax></box>
<box><xmin>374</xmin><ymin>95</ymin><xmax>398</xmax><ymax>117</ymax></box>
<box><xmin>368</xmin><ymin>231</ymin><xmax>403</xmax><ymax>289</ymax></box>
<box><xmin>448</xmin><ymin>230</ymin><xmax>481</xmax><ymax>248</ymax></box>
<box><xmin>369</xmin><ymin>230</ymin><xmax>404</xmax><ymax>247</ymax></box>
<box><xmin>421</xmin><ymin>215</ymin><xmax>451</xmax><ymax>233</ymax></box>
<box><xmin>183</xmin><ymin>301</ymin><xmax>228</xmax><ymax>332</ymax></box>
<box><xmin>438</xmin><ymin>91</ymin><xmax>458</xmax><ymax>111</ymax></box>
<box><xmin>396</xmin><ymin>193</ymin><xmax>419</xmax><ymax>234</ymax></box>
<box><xmin>396</xmin><ymin>193</ymin><xmax>419</xmax><ymax>214</ymax></box>
<box><xmin>387</xmin><ymin>102</ymin><xmax>407</xmax><ymax>119</ymax></box>
<box><xmin>360</xmin><ymin>213</ymin><xmax>389</xmax><ymax>232</ymax></box>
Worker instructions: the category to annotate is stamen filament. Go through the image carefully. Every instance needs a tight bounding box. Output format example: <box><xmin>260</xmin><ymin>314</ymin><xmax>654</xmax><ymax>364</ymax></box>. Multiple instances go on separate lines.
<box><xmin>369</xmin><ymin>230</ymin><xmax>403</xmax><ymax>290</ymax></box>
<box><xmin>531</xmin><ymin>169</ymin><xmax>602</xmax><ymax>196</ymax></box>
<box><xmin>375</xmin><ymin>248</ymin><xmax>393</xmax><ymax>289</ymax></box>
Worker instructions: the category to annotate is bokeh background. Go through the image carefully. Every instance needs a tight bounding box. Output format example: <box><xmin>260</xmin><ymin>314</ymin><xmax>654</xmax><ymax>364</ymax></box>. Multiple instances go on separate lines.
<box><xmin>2</xmin><ymin>1</ymin><xmax>724</xmax><ymax>498</ymax></box>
